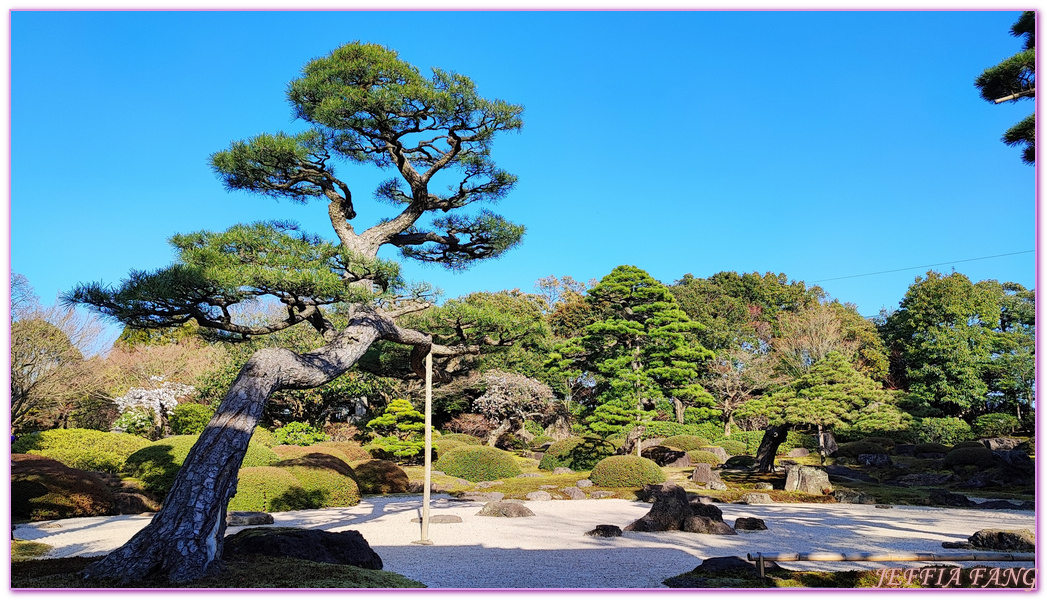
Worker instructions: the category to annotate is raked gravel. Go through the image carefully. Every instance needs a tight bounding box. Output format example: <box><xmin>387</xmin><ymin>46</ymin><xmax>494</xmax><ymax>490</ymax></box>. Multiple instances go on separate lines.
<box><xmin>13</xmin><ymin>496</ymin><xmax>1035</xmax><ymax>588</ymax></box>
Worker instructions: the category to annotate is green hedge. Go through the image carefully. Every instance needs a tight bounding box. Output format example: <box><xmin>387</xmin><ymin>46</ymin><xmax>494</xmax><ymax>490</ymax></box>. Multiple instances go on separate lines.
<box><xmin>589</xmin><ymin>455</ymin><xmax>665</xmax><ymax>487</ymax></box>
<box><xmin>251</xmin><ymin>427</ymin><xmax>280</xmax><ymax>448</ymax></box>
<box><xmin>660</xmin><ymin>435</ymin><xmax>712</xmax><ymax>452</ymax></box>
<box><xmin>436</xmin><ymin>433</ymin><xmax>483</xmax><ymax>445</ymax></box>
<box><xmin>273</xmin><ymin>444</ymin><xmax>353</xmax><ymax>464</ymax></box>
<box><xmin>715</xmin><ymin>439</ymin><xmax>748</xmax><ymax>456</ymax></box>
<box><xmin>538</xmin><ymin>437</ymin><xmax>615</xmax><ymax>471</ymax></box>
<box><xmin>227</xmin><ymin>467</ymin><xmax>303</xmax><ymax>512</ymax></box>
<box><xmin>124</xmin><ymin>435</ymin><xmax>280</xmax><ymax>497</ymax></box>
<box><xmin>687</xmin><ymin>450</ymin><xmax>722</xmax><ymax>465</ymax></box>
<box><xmin>275</xmin><ymin>455</ymin><xmax>361</xmax><ymax>508</ymax></box>
<box><xmin>433</xmin><ymin>446</ymin><xmax>522</xmax><ymax>482</ymax></box>
<box><xmin>169</xmin><ymin>404</ymin><xmax>215</xmax><ymax>436</ymax></box>
<box><xmin>12</xmin><ymin>429</ymin><xmax>151</xmax><ymax>474</ymax></box>
<box><xmin>352</xmin><ymin>459</ymin><xmax>410</xmax><ymax>494</ymax></box>
<box><xmin>973</xmin><ymin>413</ymin><xmax>1020</xmax><ymax>438</ymax></box>
<box><xmin>639</xmin><ymin>422</ymin><xmax>721</xmax><ymax>440</ymax></box>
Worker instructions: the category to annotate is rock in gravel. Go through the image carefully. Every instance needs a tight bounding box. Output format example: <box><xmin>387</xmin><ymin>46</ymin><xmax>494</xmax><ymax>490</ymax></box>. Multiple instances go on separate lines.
<box><xmin>409</xmin><ymin>515</ymin><xmax>463</xmax><ymax>524</ymax></box>
<box><xmin>734</xmin><ymin>517</ymin><xmax>767</xmax><ymax>531</ymax></box>
<box><xmin>942</xmin><ymin>541</ymin><xmax>974</xmax><ymax>549</ymax></box>
<box><xmin>969</xmin><ymin>529</ymin><xmax>1035</xmax><ymax>552</ymax></box>
<box><xmin>980</xmin><ymin>437</ymin><xmax>1021</xmax><ymax>451</ymax></box>
<box><xmin>526</xmin><ymin>491</ymin><xmax>553</xmax><ymax>501</ymax></box>
<box><xmin>894</xmin><ymin>473</ymin><xmax>955</xmax><ymax>487</ymax></box>
<box><xmin>754</xmin><ymin>483</ymin><xmax>774</xmax><ymax>490</ymax></box>
<box><xmin>455</xmin><ymin>478</ymin><xmax>472</xmax><ymax>486</ymax></box>
<box><xmin>682</xmin><ymin>515</ymin><xmax>737</xmax><ymax>535</ymax></box>
<box><xmin>875</xmin><ymin>504</ymin><xmax>893</xmax><ymax>509</ymax></box>
<box><xmin>739</xmin><ymin>493</ymin><xmax>774</xmax><ymax>505</ymax></box>
<box><xmin>625</xmin><ymin>483</ymin><xmax>692</xmax><ymax>531</ymax></box>
<box><xmin>227</xmin><ymin>511</ymin><xmax>274</xmax><ymax>526</ymax></box>
<box><xmin>832</xmin><ymin>489</ymin><xmax>876</xmax><ymax>504</ymax></box>
<box><xmin>476</xmin><ymin>501</ymin><xmax>535</xmax><ymax>518</ymax></box>
<box><xmin>787</xmin><ymin>448</ymin><xmax>810</xmax><ymax>458</ymax></box>
<box><xmin>589</xmin><ymin>491</ymin><xmax>616</xmax><ymax>499</ymax></box>
<box><xmin>553</xmin><ymin>467</ymin><xmax>574</xmax><ymax>475</ymax></box>
<box><xmin>517</xmin><ymin>473</ymin><xmax>542</xmax><ymax>478</ymax></box>
<box><xmin>561</xmin><ymin>486</ymin><xmax>586</xmax><ymax>500</ymax></box>
<box><xmin>928</xmin><ymin>489</ymin><xmax>975</xmax><ymax>507</ymax></box>
<box><xmin>576</xmin><ymin>479</ymin><xmax>593</xmax><ymax>487</ymax></box>
<box><xmin>222</xmin><ymin>527</ymin><xmax>382</xmax><ymax>570</ymax></box>
<box><xmin>459</xmin><ymin>491</ymin><xmax>504</xmax><ymax>502</ymax></box>
<box><xmin>784</xmin><ymin>465</ymin><xmax>832</xmax><ymax>495</ymax></box>
<box><xmin>585</xmin><ymin>524</ymin><xmax>622</xmax><ymax>537</ymax></box>
<box><xmin>475</xmin><ymin>481</ymin><xmax>503</xmax><ymax>488</ymax></box>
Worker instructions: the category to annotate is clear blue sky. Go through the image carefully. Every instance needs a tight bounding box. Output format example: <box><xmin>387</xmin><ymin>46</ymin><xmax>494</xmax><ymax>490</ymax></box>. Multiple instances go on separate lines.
<box><xmin>10</xmin><ymin>10</ymin><xmax>1036</xmax><ymax>330</ymax></box>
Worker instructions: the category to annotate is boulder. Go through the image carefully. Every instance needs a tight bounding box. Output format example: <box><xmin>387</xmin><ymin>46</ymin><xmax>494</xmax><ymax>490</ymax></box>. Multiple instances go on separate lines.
<box><xmin>576</xmin><ymin>479</ymin><xmax>593</xmax><ymax>488</ymax></box>
<box><xmin>455</xmin><ymin>478</ymin><xmax>472</xmax><ymax>486</ymax></box>
<box><xmin>642</xmin><ymin>445</ymin><xmax>692</xmax><ymax>468</ymax></box>
<box><xmin>690</xmin><ymin>463</ymin><xmax>723</xmax><ymax>486</ymax></box>
<box><xmin>893</xmin><ymin>473</ymin><xmax>955</xmax><ymax>487</ymax></box>
<box><xmin>832</xmin><ymin>489</ymin><xmax>876</xmax><ymax>504</ymax></box>
<box><xmin>409</xmin><ymin>515</ymin><xmax>463</xmax><ymax>524</ymax></box>
<box><xmin>734</xmin><ymin>517</ymin><xmax>767</xmax><ymax>531</ymax></box>
<box><xmin>754</xmin><ymin>483</ymin><xmax>774</xmax><ymax>490</ymax></box>
<box><xmin>739</xmin><ymin>493</ymin><xmax>774</xmax><ymax>505</ymax></box>
<box><xmin>969</xmin><ymin>529</ymin><xmax>1035</xmax><ymax>552</ymax></box>
<box><xmin>589</xmin><ymin>491</ymin><xmax>616</xmax><ymax>499</ymax></box>
<box><xmin>894</xmin><ymin>444</ymin><xmax>916</xmax><ymax>456</ymax></box>
<box><xmin>222</xmin><ymin>527</ymin><xmax>382</xmax><ymax>569</ymax></box>
<box><xmin>682</xmin><ymin>515</ymin><xmax>737</xmax><ymax>535</ymax></box>
<box><xmin>408</xmin><ymin>481</ymin><xmax>453</xmax><ymax>493</ymax></box>
<box><xmin>552</xmin><ymin>467</ymin><xmax>574</xmax><ymax>475</ymax></box>
<box><xmin>640</xmin><ymin>438</ymin><xmax>664</xmax><ymax>451</ymax></box>
<box><xmin>475</xmin><ymin>481</ymin><xmax>504</xmax><ymax>488</ymax></box>
<box><xmin>825</xmin><ymin>465</ymin><xmax>876</xmax><ymax>483</ymax></box>
<box><xmin>476</xmin><ymin>501</ymin><xmax>535</xmax><ymax>518</ymax></box>
<box><xmin>942</xmin><ymin>541</ymin><xmax>974</xmax><ymax>549</ymax></box>
<box><xmin>539</xmin><ymin>485</ymin><xmax>558</xmax><ymax>489</ymax></box>
<box><xmin>699</xmin><ymin>446</ymin><xmax>730</xmax><ymax>464</ymax></box>
<box><xmin>914</xmin><ymin>451</ymin><xmax>946</xmax><ymax>460</ymax></box>
<box><xmin>857</xmin><ymin>453</ymin><xmax>892</xmax><ymax>467</ymax></box>
<box><xmin>516</xmin><ymin>473</ymin><xmax>542</xmax><ymax>478</ymax></box>
<box><xmin>459</xmin><ymin>491</ymin><xmax>504</xmax><ymax>502</ymax></box>
<box><xmin>526</xmin><ymin>491</ymin><xmax>553</xmax><ymax>501</ymax></box>
<box><xmin>585</xmin><ymin>524</ymin><xmax>622</xmax><ymax>537</ymax></box>
<box><xmin>980</xmin><ymin>438</ymin><xmax>1022</xmax><ymax>451</ymax></box>
<box><xmin>787</xmin><ymin>448</ymin><xmax>810</xmax><ymax>458</ymax></box>
<box><xmin>114</xmin><ymin>492</ymin><xmax>160</xmax><ymax>515</ymax></box>
<box><xmin>976</xmin><ymin>499</ymin><xmax>1035</xmax><ymax>510</ymax></box>
<box><xmin>227</xmin><ymin>511</ymin><xmax>274</xmax><ymax>526</ymax></box>
<box><xmin>784</xmin><ymin>466</ymin><xmax>832</xmax><ymax>495</ymax></box>
<box><xmin>664</xmin><ymin>556</ymin><xmax>776</xmax><ymax>585</ymax></box>
<box><xmin>625</xmin><ymin>483</ymin><xmax>692</xmax><ymax>531</ymax></box>
<box><xmin>689</xmin><ymin>501</ymin><xmax>724</xmax><ymax>521</ymax></box>
<box><xmin>561</xmin><ymin>486</ymin><xmax>586</xmax><ymax>500</ymax></box>
<box><xmin>927</xmin><ymin>489</ymin><xmax>975</xmax><ymax>507</ymax></box>
<box><xmin>706</xmin><ymin>480</ymin><xmax>728</xmax><ymax>491</ymax></box>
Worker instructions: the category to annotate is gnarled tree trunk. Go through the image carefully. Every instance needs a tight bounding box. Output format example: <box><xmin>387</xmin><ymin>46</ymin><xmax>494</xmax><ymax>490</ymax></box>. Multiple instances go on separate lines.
<box><xmin>754</xmin><ymin>425</ymin><xmax>788</xmax><ymax>473</ymax></box>
<box><xmin>82</xmin><ymin>310</ymin><xmax>432</xmax><ymax>583</ymax></box>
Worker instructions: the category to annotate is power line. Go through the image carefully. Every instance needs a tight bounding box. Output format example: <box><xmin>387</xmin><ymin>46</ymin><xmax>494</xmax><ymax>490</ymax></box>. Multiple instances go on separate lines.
<box><xmin>812</xmin><ymin>250</ymin><xmax>1035</xmax><ymax>283</ymax></box>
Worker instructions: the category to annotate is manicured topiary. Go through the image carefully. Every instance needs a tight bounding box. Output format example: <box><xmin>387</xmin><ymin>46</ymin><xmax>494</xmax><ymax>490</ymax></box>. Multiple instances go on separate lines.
<box><xmin>12</xmin><ymin>454</ymin><xmax>116</xmax><ymax>521</ymax></box>
<box><xmin>858</xmin><ymin>437</ymin><xmax>896</xmax><ymax>452</ymax></box>
<box><xmin>437</xmin><ymin>433</ymin><xmax>483</xmax><ymax>445</ymax></box>
<box><xmin>124</xmin><ymin>435</ymin><xmax>280</xmax><ymax>497</ymax></box>
<box><xmin>687</xmin><ymin>450</ymin><xmax>722</xmax><ymax>465</ymax></box>
<box><xmin>273</xmin><ymin>421</ymin><xmax>329</xmax><ymax>446</ymax></box>
<box><xmin>538</xmin><ymin>437</ymin><xmax>615</xmax><ymax>471</ymax></box>
<box><xmin>660</xmin><ymin>435</ymin><xmax>712</xmax><ymax>452</ymax></box>
<box><xmin>251</xmin><ymin>427</ymin><xmax>279</xmax><ymax>448</ymax></box>
<box><xmin>973</xmin><ymin>412</ymin><xmax>1021</xmax><ymax>438</ymax></box>
<box><xmin>714</xmin><ymin>439</ymin><xmax>748</xmax><ymax>456</ymax></box>
<box><xmin>227</xmin><ymin>467</ymin><xmax>302</xmax><ymax>512</ymax></box>
<box><xmin>433</xmin><ymin>438</ymin><xmax>467</xmax><ymax>457</ymax></box>
<box><xmin>588</xmin><ymin>455</ymin><xmax>665</xmax><ymax>487</ymax></box>
<box><xmin>913</xmin><ymin>442</ymin><xmax>951</xmax><ymax>455</ymax></box>
<box><xmin>275</xmin><ymin>455</ymin><xmax>361</xmax><ymax>508</ymax></box>
<box><xmin>313</xmin><ymin>441</ymin><xmax>372</xmax><ymax>462</ymax></box>
<box><xmin>273</xmin><ymin>444</ymin><xmax>353</xmax><ymax>464</ymax></box>
<box><xmin>12</xmin><ymin>429</ymin><xmax>151</xmax><ymax>474</ymax></box>
<box><xmin>169</xmin><ymin>403</ymin><xmax>215</xmax><ymax>435</ymax></box>
<box><xmin>433</xmin><ymin>446</ymin><xmax>522</xmax><ymax>482</ymax></box>
<box><xmin>724</xmin><ymin>455</ymin><xmax>757</xmax><ymax>469</ymax></box>
<box><xmin>835</xmin><ymin>441</ymin><xmax>889</xmax><ymax>458</ymax></box>
<box><xmin>352</xmin><ymin>459</ymin><xmax>411</xmax><ymax>494</ymax></box>
<box><xmin>943</xmin><ymin>446</ymin><xmax>996</xmax><ymax>469</ymax></box>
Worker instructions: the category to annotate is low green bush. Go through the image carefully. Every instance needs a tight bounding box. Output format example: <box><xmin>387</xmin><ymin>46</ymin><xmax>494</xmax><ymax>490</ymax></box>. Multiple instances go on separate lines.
<box><xmin>724</xmin><ymin>455</ymin><xmax>757</xmax><ymax>469</ymax></box>
<box><xmin>973</xmin><ymin>413</ymin><xmax>1020</xmax><ymax>438</ymax></box>
<box><xmin>227</xmin><ymin>467</ymin><xmax>302</xmax><ymax>512</ymax></box>
<box><xmin>437</xmin><ymin>433</ymin><xmax>482</xmax><ymax>445</ymax></box>
<box><xmin>12</xmin><ymin>454</ymin><xmax>116</xmax><ymax>521</ymax></box>
<box><xmin>915</xmin><ymin>417</ymin><xmax>973</xmax><ymax>445</ymax></box>
<box><xmin>660</xmin><ymin>435</ymin><xmax>712</xmax><ymax>452</ymax></box>
<box><xmin>523</xmin><ymin>420</ymin><xmax>545</xmax><ymax>437</ymax></box>
<box><xmin>433</xmin><ymin>438</ymin><xmax>467</xmax><ymax>457</ymax></box>
<box><xmin>251</xmin><ymin>427</ymin><xmax>279</xmax><ymax>448</ymax></box>
<box><xmin>275</xmin><ymin>455</ymin><xmax>361</xmax><ymax>508</ymax></box>
<box><xmin>273</xmin><ymin>444</ymin><xmax>353</xmax><ymax>464</ymax></box>
<box><xmin>353</xmin><ymin>460</ymin><xmax>410</xmax><ymax>494</ymax></box>
<box><xmin>433</xmin><ymin>446</ymin><xmax>522</xmax><ymax>482</ymax></box>
<box><xmin>835</xmin><ymin>441</ymin><xmax>889</xmax><ymax>458</ymax></box>
<box><xmin>714</xmin><ymin>439</ymin><xmax>748</xmax><ymax>456</ymax></box>
<box><xmin>12</xmin><ymin>429</ymin><xmax>151</xmax><ymax>474</ymax></box>
<box><xmin>687</xmin><ymin>450</ymin><xmax>722</xmax><ymax>465</ymax></box>
<box><xmin>913</xmin><ymin>442</ymin><xmax>951</xmax><ymax>455</ymax></box>
<box><xmin>588</xmin><ymin>455</ymin><xmax>665</xmax><ymax>487</ymax></box>
<box><xmin>537</xmin><ymin>437</ymin><xmax>615</xmax><ymax>471</ymax></box>
<box><xmin>639</xmin><ymin>422</ymin><xmax>719</xmax><ymax>440</ymax></box>
<box><xmin>273</xmin><ymin>422</ymin><xmax>329</xmax><ymax>446</ymax></box>
<box><xmin>858</xmin><ymin>437</ymin><xmax>897</xmax><ymax>452</ymax></box>
<box><xmin>313</xmin><ymin>441</ymin><xmax>371</xmax><ymax>462</ymax></box>
<box><xmin>169</xmin><ymin>403</ymin><xmax>214</xmax><ymax>436</ymax></box>
<box><xmin>943</xmin><ymin>446</ymin><xmax>996</xmax><ymax>469</ymax></box>
<box><xmin>529</xmin><ymin>435</ymin><xmax>555</xmax><ymax>448</ymax></box>
<box><xmin>124</xmin><ymin>435</ymin><xmax>280</xmax><ymax>497</ymax></box>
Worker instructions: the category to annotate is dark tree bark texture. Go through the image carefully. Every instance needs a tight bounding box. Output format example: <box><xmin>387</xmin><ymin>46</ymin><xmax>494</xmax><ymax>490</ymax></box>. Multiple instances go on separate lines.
<box><xmin>754</xmin><ymin>425</ymin><xmax>788</xmax><ymax>473</ymax></box>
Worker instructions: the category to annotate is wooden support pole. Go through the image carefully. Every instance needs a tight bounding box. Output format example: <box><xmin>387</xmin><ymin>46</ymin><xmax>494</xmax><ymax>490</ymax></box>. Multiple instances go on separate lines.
<box><xmin>413</xmin><ymin>351</ymin><xmax>434</xmax><ymax>546</ymax></box>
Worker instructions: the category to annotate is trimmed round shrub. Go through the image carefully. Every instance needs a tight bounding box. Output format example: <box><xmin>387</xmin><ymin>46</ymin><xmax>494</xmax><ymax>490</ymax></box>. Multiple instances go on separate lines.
<box><xmin>952</xmin><ymin>441</ymin><xmax>986</xmax><ymax>450</ymax></box>
<box><xmin>916</xmin><ymin>417</ymin><xmax>973</xmax><ymax>445</ymax></box>
<box><xmin>437</xmin><ymin>433</ymin><xmax>482</xmax><ymax>445</ymax></box>
<box><xmin>434</xmin><ymin>446</ymin><xmax>522</xmax><ymax>482</ymax></box>
<box><xmin>12</xmin><ymin>454</ymin><xmax>116</xmax><ymax>521</ymax></box>
<box><xmin>687</xmin><ymin>450</ymin><xmax>722</xmax><ymax>465</ymax></box>
<box><xmin>835</xmin><ymin>441</ymin><xmax>889</xmax><ymax>458</ymax></box>
<box><xmin>313</xmin><ymin>441</ymin><xmax>372</xmax><ymax>462</ymax></box>
<box><xmin>660</xmin><ymin>435</ymin><xmax>712</xmax><ymax>452</ymax></box>
<box><xmin>273</xmin><ymin>444</ymin><xmax>353</xmax><ymax>464</ymax></box>
<box><xmin>273</xmin><ymin>421</ymin><xmax>329</xmax><ymax>446</ymax></box>
<box><xmin>530</xmin><ymin>435</ymin><xmax>555</xmax><ymax>448</ymax></box>
<box><xmin>251</xmin><ymin>427</ymin><xmax>279</xmax><ymax>448</ymax></box>
<box><xmin>227</xmin><ymin>467</ymin><xmax>302</xmax><ymax>512</ymax></box>
<box><xmin>973</xmin><ymin>412</ymin><xmax>1020</xmax><ymax>438</ymax></box>
<box><xmin>169</xmin><ymin>403</ymin><xmax>215</xmax><ymax>436</ymax></box>
<box><xmin>433</xmin><ymin>438</ymin><xmax>467</xmax><ymax>457</ymax></box>
<box><xmin>275</xmin><ymin>455</ymin><xmax>361</xmax><ymax>508</ymax></box>
<box><xmin>589</xmin><ymin>455</ymin><xmax>665</xmax><ymax>487</ymax></box>
<box><xmin>12</xmin><ymin>429</ymin><xmax>151</xmax><ymax>474</ymax></box>
<box><xmin>352</xmin><ymin>459</ymin><xmax>411</xmax><ymax>494</ymax></box>
<box><xmin>943</xmin><ymin>446</ymin><xmax>996</xmax><ymax>469</ymax></box>
<box><xmin>724</xmin><ymin>455</ymin><xmax>757</xmax><ymax>469</ymax></box>
<box><xmin>714</xmin><ymin>439</ymin><xmax>748</xmax><ymax>456</ymax></box>
<box><xmin>538</xmin><ymin>437</ymin><xmax>615</xmax><ymax>471</ymax></box>
<box><xmin>858</xmin><ymin>437</ymin><xmax>897</xmax><ymax>452</ymax></box>
<box><xmin>124</xmin><ymin>435</ymin><xmax>280</xmax><ymax>497</ymax></box>
<box><xmin>913</xmin><ymin>442</ymin><xmax>951</xmax><ymax>455</ymax></box>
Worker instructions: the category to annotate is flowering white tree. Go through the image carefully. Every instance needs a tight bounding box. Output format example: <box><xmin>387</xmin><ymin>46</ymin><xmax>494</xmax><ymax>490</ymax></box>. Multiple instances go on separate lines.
<box><xmin>472</xmin><ymin>370</ymin><xmax>555</xmax><ymax>446</ymax></box>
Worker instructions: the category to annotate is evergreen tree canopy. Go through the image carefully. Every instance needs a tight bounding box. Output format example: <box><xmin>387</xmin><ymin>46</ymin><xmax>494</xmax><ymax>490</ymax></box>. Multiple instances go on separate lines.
<box><xmin>974</xmin><ymin>11</ymin><xmax>1036</xmax><ymax>164</ymax></box>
